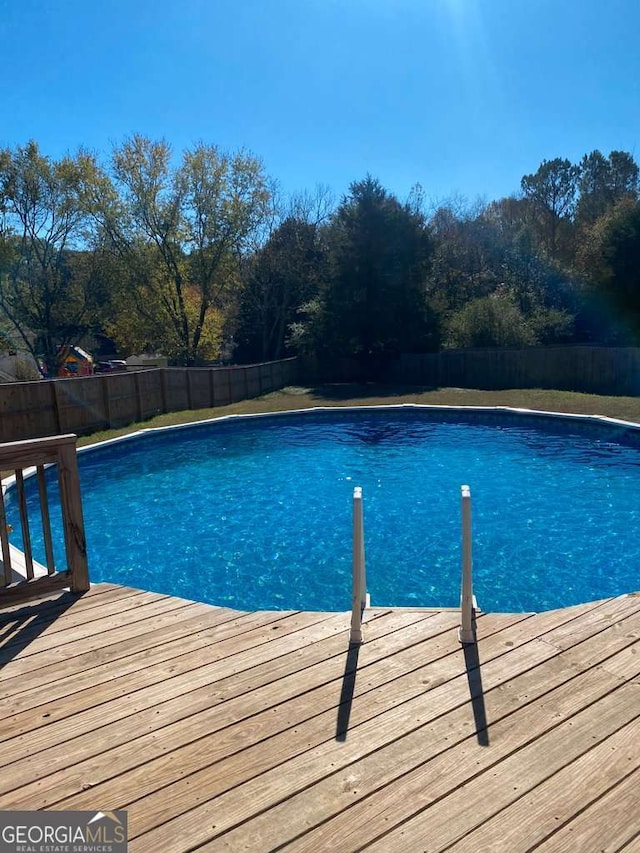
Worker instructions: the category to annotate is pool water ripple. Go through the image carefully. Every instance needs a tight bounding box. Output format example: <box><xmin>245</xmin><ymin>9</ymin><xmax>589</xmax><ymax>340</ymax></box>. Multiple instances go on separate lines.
<box><xmin>7</xmin><ymin>408</ymin><xmax>640</xmax><ymax>613</ymax></box>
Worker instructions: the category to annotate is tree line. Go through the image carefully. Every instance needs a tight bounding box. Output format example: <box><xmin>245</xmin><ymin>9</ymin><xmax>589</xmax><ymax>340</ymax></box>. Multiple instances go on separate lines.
<box><xmin>0</xmin><ymin>138</ymin><xmax>638</xmax><ymax>377</ymax></box>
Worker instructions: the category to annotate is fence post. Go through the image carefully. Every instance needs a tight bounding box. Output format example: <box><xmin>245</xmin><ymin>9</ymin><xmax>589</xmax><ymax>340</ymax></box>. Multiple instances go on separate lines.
<box><xmin>51</xmin><ymin>380</ymin><xmax>62</xmax><ymax>434</ymax></box>
<box><xmin>350</xmin><ymin>486</ymin><xmax>367</xmax><ymax>644</ymax></box>
<box><xmin>186</xmin><ymin>369</ymin><xmax>194</xmax><ymax>410</ymax></box>
<box><xmin>209</xmin><ymin>367</ymin><xmax>216</xmax><ymax>407</ymax></box>
<box><xmin>459</xmin><ymin>484</ymin><xmax>476</xmax><ymax>644</ymax></box>
<box><xmin>52</xmin><ymin>380</ymin><xmax>64</xmax><ymax>435</ymax></box>
<box><xmin>160</xmin><ymin>369</ymin><xmax>169</xmax><ymax>414</ymax></box>
<box><xmin>134</xmin><ymin>371</ymin><xmax>143</xmax><ymax>422</ymax></box>
<box><xmin>101</xmin><ymin>375</ymin><xmax>112</xmax><ymax>429</ymax></box>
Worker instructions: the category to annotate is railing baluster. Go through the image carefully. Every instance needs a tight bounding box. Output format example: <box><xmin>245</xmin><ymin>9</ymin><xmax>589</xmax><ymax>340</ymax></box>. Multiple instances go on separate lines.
<box><xmin>459</xmin><ymin>484</ymin><xmax>477</xmax><ymax>644</ymax></box>
<box><xmin>37</xmin><ymin>464</ymin><xmax>56</xmax><ymax>575</ymax></box>
<box><xmin>0</xmin><ymin>486</ymin><xmax>13</xmax><ymax>585</ymax></box>
<box><xmin>15</xmin><ymin>470</ymin><xmax>35</xmax><ymax>581</ymax></box>
<box><xmin>350</xmin><ymin>486</ymin><xmax>367</xmax><ymax>644</ymax></box>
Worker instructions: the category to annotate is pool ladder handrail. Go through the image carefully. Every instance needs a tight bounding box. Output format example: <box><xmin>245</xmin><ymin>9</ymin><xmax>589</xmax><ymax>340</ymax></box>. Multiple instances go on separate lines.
<box><xmin>459</xmin><ymin>484</ymin><xmax>478</xmax><ymax>644</ymax></box>
<box><xmin>350</xmin><ymin>486</ymin><xmax>369</xmax><ymax>644</ymax></box>
<box><xmin>349</xmin><ymin>484</ymin><xmax>477</xmax><ymax>645</ymax></box>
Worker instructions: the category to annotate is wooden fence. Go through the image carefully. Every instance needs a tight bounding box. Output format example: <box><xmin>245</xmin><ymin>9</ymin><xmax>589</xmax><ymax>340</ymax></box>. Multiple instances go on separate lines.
<box><xmin>388</xmin><ymin>347</ymin><xmax>640</xmax><ymax>395</ymax></box>
<box><xmin>0</xmin><ymin>358</ymin><xmax>299</xmax><ymax>443</ymax></box>
<box><xmin>304</xmin><ymin>347</ymin><xmax>640</xmax><ymax>397</ymax></box>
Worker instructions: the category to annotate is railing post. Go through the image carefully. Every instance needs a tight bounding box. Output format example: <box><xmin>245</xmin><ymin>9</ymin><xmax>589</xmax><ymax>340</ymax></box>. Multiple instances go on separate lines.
<box><xmin>459</xmin><ymin>484</ymin><xmax>476</xmax><ymax>644</ymax></box>
<box><xmin>57</xmin><ymin>439</ymin><xmax>90</xmax><ymax>593</ymax></box>
<box><xmin>350</xmin><ymin>486</ymin><xmax>367</xmax><ymax>644</ymax></box>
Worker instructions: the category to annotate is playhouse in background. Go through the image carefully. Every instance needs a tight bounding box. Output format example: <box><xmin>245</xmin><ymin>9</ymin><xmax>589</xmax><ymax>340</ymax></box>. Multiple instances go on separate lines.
<box><xmin>57</xmin><ymin>346</ymin><xmax>94</xmax><ymax>377</ymax></box>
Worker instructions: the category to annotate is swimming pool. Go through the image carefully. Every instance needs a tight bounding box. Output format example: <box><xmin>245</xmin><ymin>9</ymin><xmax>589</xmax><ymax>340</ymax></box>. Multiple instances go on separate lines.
<box><xmin>6</xmin><ymin>406</ymin><xmax>640</xmax><ymax>613</ymax></box>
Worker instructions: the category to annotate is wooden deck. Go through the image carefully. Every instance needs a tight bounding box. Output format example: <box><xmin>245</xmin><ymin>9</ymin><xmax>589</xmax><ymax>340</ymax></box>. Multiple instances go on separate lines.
<box><xmin>1</xmin><ymin>583</ymin><xmax>639</xmax><ymax>852</ymax></box>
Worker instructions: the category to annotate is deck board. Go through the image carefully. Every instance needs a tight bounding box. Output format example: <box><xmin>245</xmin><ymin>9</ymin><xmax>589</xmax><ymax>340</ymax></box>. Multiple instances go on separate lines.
<box><xmin>1</xmin><ymin>583</ymin><xmax>639</xmax><ymax>852</ymax></box>
<box><xmin>532</xmin><ymin>766</ymin><xmax>640</xmax><ymax>852</ymax></box>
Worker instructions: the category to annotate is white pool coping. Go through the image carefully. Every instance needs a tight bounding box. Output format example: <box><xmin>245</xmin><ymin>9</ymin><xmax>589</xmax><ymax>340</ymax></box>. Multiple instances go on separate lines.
<box><xmin>72</xmin><ymin>403</ymin><xmax>640</xmax><ymax>457</ymax></box>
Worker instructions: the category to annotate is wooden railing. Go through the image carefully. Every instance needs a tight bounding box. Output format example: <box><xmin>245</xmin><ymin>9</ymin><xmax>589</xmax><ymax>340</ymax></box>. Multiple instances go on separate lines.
<box><xmin>0</xmin><ymin>434</ymin><xmax>89</xmax><ymax>606</ymax></box>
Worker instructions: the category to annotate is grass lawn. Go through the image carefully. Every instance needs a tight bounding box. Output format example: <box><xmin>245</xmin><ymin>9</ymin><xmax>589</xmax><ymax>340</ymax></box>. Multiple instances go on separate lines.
<box><xmin>77</xmin><ymin>383</ymin><xmax>640</xmax><ymax>448</ymax></box>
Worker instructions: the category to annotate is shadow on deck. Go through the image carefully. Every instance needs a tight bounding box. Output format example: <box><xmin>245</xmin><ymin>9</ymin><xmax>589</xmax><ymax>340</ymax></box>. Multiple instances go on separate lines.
<box><xmin>1</xmin><ymin>583</ymin><xmax>639</xmax><ymax>852</ymax></box>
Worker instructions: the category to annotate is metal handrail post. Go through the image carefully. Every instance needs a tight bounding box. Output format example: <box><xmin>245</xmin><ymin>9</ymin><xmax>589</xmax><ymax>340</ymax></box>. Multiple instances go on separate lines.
<box><xmin>459</xmin><ymin>484</ymin><xmax>476</xmax><ymax>644</ymax></box>
<box><xmin>350</xmin><ymin>486</ymin><xmax>366</xmax><ymax>644</ymax></box>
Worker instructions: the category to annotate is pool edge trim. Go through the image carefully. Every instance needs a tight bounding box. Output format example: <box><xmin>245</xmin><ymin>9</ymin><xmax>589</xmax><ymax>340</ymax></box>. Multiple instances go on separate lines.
<box><xmin>74</xmin><ymin>402</ymin><xmax>640</xmax><ymax>457</ymax></box>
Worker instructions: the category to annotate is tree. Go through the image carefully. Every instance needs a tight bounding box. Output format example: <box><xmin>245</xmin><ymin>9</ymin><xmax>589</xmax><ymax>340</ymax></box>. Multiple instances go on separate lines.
<box><xmin>427</xmin><ymin>197</ymin><xmax>577</xmax><ymax>345</ymax></box>
<box><xmin>521</xmin><ymin>158</ymin><xmax>579</xmax><ymax>258</ymax></box>
<box><xmin>576</xmin><ymin>150</ymin><xmax>639</xmax><ymax>226</ymax></box>
<box><xmin>427</xmin><ymin>201</ymin><xmax>507</xmax><ymax>312</ymax></box>
<box><xmin>89</xmin><ymin>136</ymin><xmax>271</xmax><ymax>364</ymax></box>
<box><xmin>0</xmin><ymin>141</ymin><xmax>104</xmax><ymax>376</ymax></box>
<box><xmin>315</xmin><ymin>177</ymin><xmax>439</xmax><ymax>361</ymax></box>
<box><xmin>577</xmin><ymin>199</ymin><xmax>640</xmax><ymax>340</ymax></box>
<box><xmin>609</xmin><ymin>150</ymin><xmax>640</xmax><ymax>198</ymax></box>
<box><xmin>234</xmin><ymin>216</ymin><xmax>328</xmax><ymax>362</ymax></box>
<box><xmin>445</xmin><ymin>290</ymin><xmax>536</xmax><ymax>348</ymax></box>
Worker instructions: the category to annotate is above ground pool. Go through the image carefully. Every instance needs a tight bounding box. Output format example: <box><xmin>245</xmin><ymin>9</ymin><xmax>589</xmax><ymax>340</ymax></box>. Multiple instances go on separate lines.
<box><xmin>6</xmin><ymin>406</ymin><xmax>640</xmax><ymax>612</ymax></box>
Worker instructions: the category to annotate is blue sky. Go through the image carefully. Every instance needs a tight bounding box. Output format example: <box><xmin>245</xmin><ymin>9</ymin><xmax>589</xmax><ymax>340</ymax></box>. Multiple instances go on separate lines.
<box><xmin>1</xmin><ymin>0</ymin><xmax>638</xmax><ymax>207</ymax></box>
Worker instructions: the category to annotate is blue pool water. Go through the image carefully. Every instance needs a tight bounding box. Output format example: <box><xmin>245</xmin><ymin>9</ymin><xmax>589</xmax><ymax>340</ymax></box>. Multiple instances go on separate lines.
<box><xmin>6</xmin><ymin>407</ymin><xmax>640</xmax><ymax>612</ymax></box>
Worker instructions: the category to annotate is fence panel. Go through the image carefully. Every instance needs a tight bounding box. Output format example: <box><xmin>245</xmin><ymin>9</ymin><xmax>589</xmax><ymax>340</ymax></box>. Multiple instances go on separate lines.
<box><xmin>104</xmin><ymin>373</ymin><xmax>139</xmax><ymax>427</ymax></box>
<box><xmin>246</xmin><ymin>365</ymin><xmax>261</xmax><ymax>397</ymax></box>
<box><xmin>0</xmin><ymin>357</ymin><xmax>298</xmax><ymax>443</ymax></box>
<box><xmin>55</xmin><ymin>377</ymin><xmax>108</xmax><ymax>434</ymax></box>
<box><xmin>0</xmin><ymin>381</ymin><xmax>58</xmax><ymax>442</ymax></box>
<box><xmin>229</xmin><ymin>367</ymin><xmax>246</xmax><ymax>402</ymax></box>
<box><xmin>136</xmin><ymin>370</ymin><xmax>164</xmax><ymax>420</ymax></box>
<box><xmin>164</xmin><ymin>369</ymin><xmax>190</xmax><ymax>412</ymax></box>
<box><xmin>389</xmin><ymin>347</ymin><xmax>640</xmax><ymax>396</ymax></box>
<box><xmin>211</xmin><ymin>368</ymin><xmax>231</xmax><ymax>405</ymax></box>
<box><xmin>188</xmin><ymin>369</ymin><xmax>214</xmax><ymax>409</ymax></box>
<box><xmin>258</xmin><ymin>363</ymin><xmax>271</xmax><ymax>394</ymax></box>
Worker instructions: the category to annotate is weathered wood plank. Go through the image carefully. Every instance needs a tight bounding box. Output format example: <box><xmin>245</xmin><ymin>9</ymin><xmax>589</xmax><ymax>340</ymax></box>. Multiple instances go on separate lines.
<box><xmin>36</xmin><ymin>464</ymin><xmax>56</xmax><ymax>574</ymax></box>
<box><xmin>1</xmin><ymin>591</ymin><xmax>638</xmax><ymax>853</ymax></box>
<box><xmin>48</xmin><ymin>612</ymin><xmax>479</xmax><ymax>815</ymax></box>
<box><xmin>0</xmin><ymin>609</ymin><xmax>331</xmax><ymax>717</ymax></box>
<box><xmin>56</xmin><ymin>442</ymin><xmax>89</xmax><ymax>592</ymax></box>
<box><xmin>1</xmin><ymin>587</ymin><xmax>164</xmax><ymax>640</ymax></box>
<box><xmin>358</xmin><ymin>686</ymin><xmax>640</xmax><ymax>853</ymax></box>
<box><xmin>0</xmin><ymin>590</ymin><xmax>232</xmax><ymax>681</ymax></box>
<box><xmin>0</xmin><ymin>584</ymin><xmax>139</xmax><ymax>622</ymax></box>
<box><xmin>1</xmin><ymin>611</ymin><xmax>456</xmax><ymax>806</ymax></box>
<box><xmin>0</xmin><ymin>583</ymin><xmax>143</xmax><ymax>631</ymax></box>
<box><xmin>538</xmin><ymin>594</ymin><xmax>640</xmax><ymax>650</ymax></box>
<box><xmin>0</xmin><ymin>603</ymin><xmax>239</xmax><ymax>696</ymax></box>
<box><xmin>221</xmin><ymin>618</ymin><xmax>640</xmax><ymax>853</ymax></box>
<box><xmin>0</xmin><ymin>610</ymin><xmax>330</xmax><ymax>741</ymax></box>
<box><xmin>0</xmin><ymin>592</ymin><xmax>192</xmax><ymax>662</ymax></box>
<box><xmin>124</xmin><ymin>604</ymin><xmax>612</xmax><ymax>847</ymax></box>
<box><xmin>0</xmin><ymin>434</ymin><xmax>76</xmax><ymax>469</ymax></box>
<box><xmin>0</xmin><ymin>572</ymin><xmax>71</xmax><ymax>605</ymax></box>
<box><xmin>449</xmin><ymin>718</ymin><xmax>640</xmax><ymax>852</ymax></box>
<box><xmin>0</xmin><ymin>487</ymin><xmax>14</xmax><ymax>586</ymax></box>
<box><xmin>169</xmin><ymin>616</ymin><xmax>640</xmax><ymax>853</ymax></box>
<box><xmin>532</xmin><ymin>766</ymin><xmax>640</xmax><ymax>853</ymax></box>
